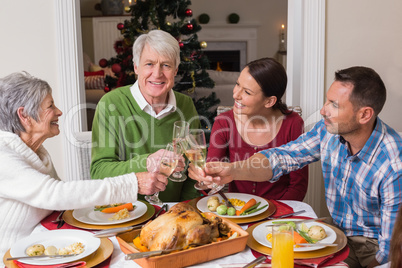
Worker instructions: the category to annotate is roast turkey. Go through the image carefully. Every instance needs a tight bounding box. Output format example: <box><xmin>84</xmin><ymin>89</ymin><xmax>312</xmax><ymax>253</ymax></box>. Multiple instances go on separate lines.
<box><xmin>140</xmin><ymin>202</ymin><xmax>229</xmax><ymax>251</ymax></box>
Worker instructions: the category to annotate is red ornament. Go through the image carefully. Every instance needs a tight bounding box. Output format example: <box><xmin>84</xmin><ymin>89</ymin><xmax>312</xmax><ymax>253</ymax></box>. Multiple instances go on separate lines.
<box><xmin>117</xmin><ymin>23</ymin><xmax>125</xmax><ymax>30</ymax></box>
<box><xmin>104</xmin><ymin>86</ymin><xmax>111</xmax><ymax>93</ymax></box>
<box><xmin>179</xmin><ymin>41</ymin><xmax>184</xmax><ymax>48</ymax></box>
<box><xmin>112</xmin><ymin>63</ymin><xmax>122</xmax><ymax>73</ymax></box>
<box><xmin>185</xmin><ymin>9</ymin><xmax>192</xmax><ymax>17</ymax></box>
<box><xmin>186</xmin><ymin>23</ymin><xmax>193</xmax><ymax>30</ymax></box>
<box><xmin>99</xmin><ymin>58</ymin><xmax>108</xmax><ymax>68</ymax></box>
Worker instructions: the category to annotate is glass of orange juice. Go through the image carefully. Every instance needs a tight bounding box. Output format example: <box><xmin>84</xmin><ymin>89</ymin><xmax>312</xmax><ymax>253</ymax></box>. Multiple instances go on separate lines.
<box><xmin>271</xmin><ymin>224</ymin><xmax>294</xmax><ymax>268</ymax></box>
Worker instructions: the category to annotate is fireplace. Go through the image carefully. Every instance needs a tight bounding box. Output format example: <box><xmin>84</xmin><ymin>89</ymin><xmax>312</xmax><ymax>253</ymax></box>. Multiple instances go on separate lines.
<box><xmin>198</xmin><ymin>23</ymin><xmax>259</xmax><ymax>72</ymax></box>
<box><xmin>203</xmin><ymin>41</ymin><xmax>247</xmax><ymax>72</ymax></box>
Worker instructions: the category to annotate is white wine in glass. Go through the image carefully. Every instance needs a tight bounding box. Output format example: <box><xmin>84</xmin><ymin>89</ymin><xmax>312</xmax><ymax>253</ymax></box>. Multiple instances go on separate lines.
<box><xmin>184</xmin><ymin>147</ymin><xmax>206</xmax><ymax>169</ymax></box>
<box><xmin>183</xmin><ymin>129</ymin><xmax>224</xmax><ymax>194</ymax></box>
<box><xmin>145</xmin><ymin>143</ymin><xmax>179</xmax><ymax>206</ymax></box>
<box><xmin>171</xmin><ymin>121</ymin><xmax>190</xmax><ymax>182</ymax></box>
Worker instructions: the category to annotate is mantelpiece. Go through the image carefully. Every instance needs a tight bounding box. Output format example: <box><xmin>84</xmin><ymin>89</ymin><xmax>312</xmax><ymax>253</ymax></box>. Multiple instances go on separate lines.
<box><xmin>197</xmin><ymin>23</ymin><xmax>260</xmax><ymax>70</ymax></box>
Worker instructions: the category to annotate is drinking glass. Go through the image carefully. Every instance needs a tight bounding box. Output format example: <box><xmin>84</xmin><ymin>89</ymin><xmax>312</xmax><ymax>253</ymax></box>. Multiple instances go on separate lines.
<box><xmin>182</xmin><ymin>129</ymin><xmax>224</xmax><ymax>194</ymax></box>
<box><xmin>271</xmin><ymin>224</ymin><xmax>294</xmax><ymax>268</ymax></box>
<box><xmin>145</xmin><ymin>143</ymin><xmax>179</xmax><ymax>206</ymax></box>
<box><xmin>170</xmin><ymin>121</ymin><xmax>190</xmax><ymax>182</ymax></box>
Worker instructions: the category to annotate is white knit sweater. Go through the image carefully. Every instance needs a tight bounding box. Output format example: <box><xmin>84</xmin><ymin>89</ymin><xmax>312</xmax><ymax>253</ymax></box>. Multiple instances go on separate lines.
<box><xmin>0</xmin><ymin>130</ymin><xmax>139</xmax><ymax>258</ymax></box>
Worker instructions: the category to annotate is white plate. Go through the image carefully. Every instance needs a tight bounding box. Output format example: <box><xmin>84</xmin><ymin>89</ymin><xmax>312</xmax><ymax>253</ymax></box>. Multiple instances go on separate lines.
<box><xmin>252</xmin><ymin>219</ymin><xmax>337</xmax><ymax>252</ymax></box>
<box><xmin>196</xmin><ymin>193</ymin><xmax>269</xmax><ymax>218</ymax></box>
<box><xmin>72</xmin><ymin>201</ymin><xmax>147</xmax><ymax>225</ymax></box>
<box><xmin>10</xmin><ymin>229</ymin><xmax>100</xmax><ymax>265</ymax></box>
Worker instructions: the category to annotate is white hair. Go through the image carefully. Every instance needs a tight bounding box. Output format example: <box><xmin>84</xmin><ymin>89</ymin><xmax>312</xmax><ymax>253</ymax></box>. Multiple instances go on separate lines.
<box><xmin>0</xmin><ymin>71</ymin><xmax>52</xmax><ymax>134</ymax></box>
<box><xmin>132</xmin><ymin>29</ymin><xmax>180</xmax><ymax>69</ymax></box>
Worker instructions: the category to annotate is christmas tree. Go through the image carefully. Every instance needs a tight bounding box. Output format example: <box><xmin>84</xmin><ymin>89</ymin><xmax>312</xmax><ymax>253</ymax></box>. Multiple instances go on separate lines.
<box><xmin>98</xmin><ymin>0</ymin><xmax>220</xmax><ymax>128</ymax></box>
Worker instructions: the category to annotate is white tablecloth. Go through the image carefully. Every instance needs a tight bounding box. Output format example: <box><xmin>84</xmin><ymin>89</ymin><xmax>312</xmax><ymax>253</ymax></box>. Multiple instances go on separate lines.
<box><xmin>30</xmin><ymin>200</ymin><xmax>343</xmax><ymax>268</ymax></box>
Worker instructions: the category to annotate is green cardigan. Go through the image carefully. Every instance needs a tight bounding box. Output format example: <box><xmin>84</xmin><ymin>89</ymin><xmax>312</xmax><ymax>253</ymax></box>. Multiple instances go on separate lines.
<box><xmin>90</xmin><ymin>85</ymin><xmax>201</xmax><ymax>202</ymax></box>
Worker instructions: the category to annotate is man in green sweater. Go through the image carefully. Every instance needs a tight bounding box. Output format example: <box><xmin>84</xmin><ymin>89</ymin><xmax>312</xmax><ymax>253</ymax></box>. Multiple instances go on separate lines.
<box><xmin>91</xmin><ymin>29</ymin><xmax>201</xmax><ymax>202</ymax></box>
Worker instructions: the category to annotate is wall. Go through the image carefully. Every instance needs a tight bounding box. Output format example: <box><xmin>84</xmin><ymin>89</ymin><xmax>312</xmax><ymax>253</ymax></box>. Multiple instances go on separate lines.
<box><xmin>80</xmin><ymin>0</ymin><xmax>288</xmax><ymax>60</ymax></box>
<box><xmin>326</xmin><ymin>0</ymin><xmax>402</xmax><ymax>133</ymax></box>
<box><xmin>0</xmin><ymin>0</ymin><xmax>66</xmax><ymax>177</ymax></box>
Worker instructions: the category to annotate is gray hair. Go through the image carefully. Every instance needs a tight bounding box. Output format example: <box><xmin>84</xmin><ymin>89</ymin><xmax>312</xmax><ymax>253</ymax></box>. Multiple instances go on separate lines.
<box><xmin>0</xmin><ymin>71</ymin><xmax>52</xmax><ymax>134</ymax></box>
<box><xmin>132</xmin><ymin>29</ymin><xmax>180</xmax><ymax>69</ymax></box>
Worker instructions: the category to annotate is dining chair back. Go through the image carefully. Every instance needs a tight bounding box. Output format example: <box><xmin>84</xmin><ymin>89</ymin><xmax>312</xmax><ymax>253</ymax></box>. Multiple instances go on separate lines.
<box><xmin>74</xmin><ymin>131</ymin><xmax>92</xmax><ymax>180</ymax></box>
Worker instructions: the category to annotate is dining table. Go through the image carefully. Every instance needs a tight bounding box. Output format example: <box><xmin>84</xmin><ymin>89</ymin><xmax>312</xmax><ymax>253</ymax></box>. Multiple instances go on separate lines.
<box><xmin>14</xmin><ymin>200</ymin><xmax>348</xmax><ymax>268</ymax></box>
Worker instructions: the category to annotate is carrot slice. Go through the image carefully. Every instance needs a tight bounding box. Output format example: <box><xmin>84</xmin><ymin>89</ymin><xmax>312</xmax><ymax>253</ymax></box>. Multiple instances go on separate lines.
<box><xmin>133</xmin><ymin>236</ymin><xmax>149</xmax><ymax>252</ymax></box>
<box><xmin>101</xmin><ymin>203</ymin><xmax>133</xmax><ymax>213</ymax></box>
<box><xmin>236</xmin><ymin>198</ymin><xmax>257</xmax><ymax>216</ymax></box>
<box><xmin>293</xmin><ymin>231</ymin><xmax>307</xmax><ymax>244</ymax></box>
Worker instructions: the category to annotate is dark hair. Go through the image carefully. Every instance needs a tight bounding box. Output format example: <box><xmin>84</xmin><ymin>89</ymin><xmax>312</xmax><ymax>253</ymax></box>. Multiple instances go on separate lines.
<box><xmin>246</xmin><ymin>57</ymin><xmax>290</xmax><ymax>115</ymax></box>
<box><xmin>390</xmin><ymin>205</ymin><xmax>402</xmax><ymax>268</ymax></box>
<box><xmin>335</xmin><ymin>66</ymin><xmax>386</xmax><ymax>116</ymax></box>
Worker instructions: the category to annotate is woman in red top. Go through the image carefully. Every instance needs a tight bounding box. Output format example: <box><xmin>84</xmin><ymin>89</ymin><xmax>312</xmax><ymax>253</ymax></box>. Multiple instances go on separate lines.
<box><xmin>206</xmin><ymin>58</ymin><xmax>308</xmax><ymax>200</ymax></box>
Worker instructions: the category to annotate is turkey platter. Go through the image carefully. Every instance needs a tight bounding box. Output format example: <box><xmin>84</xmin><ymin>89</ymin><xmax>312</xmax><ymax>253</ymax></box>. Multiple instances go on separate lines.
<box><xmin>140</xmin><ymin>202</ymin><xmax>231</xmax><ymax>251</ymax></box>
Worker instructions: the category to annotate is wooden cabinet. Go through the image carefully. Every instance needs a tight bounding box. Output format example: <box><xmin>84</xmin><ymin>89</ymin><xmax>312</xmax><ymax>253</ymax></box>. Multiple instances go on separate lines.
<box><xmin>81</xmin><ymin>16</ymin><xmax>130</xmax><ymax>64</ymax></box>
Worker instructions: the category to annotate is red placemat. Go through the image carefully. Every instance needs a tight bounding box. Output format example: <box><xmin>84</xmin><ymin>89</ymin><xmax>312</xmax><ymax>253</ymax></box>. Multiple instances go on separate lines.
<box><xmin>269</xmin><ymin>200</ymin><xmax>294</xmax><ymax>218</ymax></box>
<box><xmin>41</xmin><ymin>211</ymin><xmax>79</xmax><ymax>230</ymax></box>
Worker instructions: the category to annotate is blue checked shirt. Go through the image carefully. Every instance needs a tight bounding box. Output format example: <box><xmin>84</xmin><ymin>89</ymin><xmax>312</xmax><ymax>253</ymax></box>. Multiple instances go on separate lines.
<box><xmin>260</xmin><ymin>118</ymin><xmax>402</xmax><ymax>264</ymax></box>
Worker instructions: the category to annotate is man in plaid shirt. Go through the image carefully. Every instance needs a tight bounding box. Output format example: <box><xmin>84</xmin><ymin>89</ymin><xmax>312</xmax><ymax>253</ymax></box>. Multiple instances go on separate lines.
<box><xmin>191</xmin><ymin>66</ymin><xmax>402</xmax><ymax>267</ymax></box>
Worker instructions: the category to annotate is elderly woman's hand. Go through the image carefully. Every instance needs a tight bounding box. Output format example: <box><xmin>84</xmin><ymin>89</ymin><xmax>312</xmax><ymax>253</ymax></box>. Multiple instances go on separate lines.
<box><xmin>147</xmin><ymin>149</ymin><xmax>185</xmax><ymax>174</ymax></box>
<box><xmin>136</xmin><ymin>172</ymin><xmax>168</xmax><ymax>195</ymax></box>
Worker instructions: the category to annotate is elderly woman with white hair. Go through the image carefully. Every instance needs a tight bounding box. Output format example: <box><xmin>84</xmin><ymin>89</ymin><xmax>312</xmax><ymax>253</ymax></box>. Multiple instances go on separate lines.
<box><xmin>90</xmin><ymin>29</ymin><xmax>201</xmax><ymax>202</ymax></box>
<box><xmin>0</xmin><ymin>71</ymin><xmax>169</xmax><ymax>257</ymax></box>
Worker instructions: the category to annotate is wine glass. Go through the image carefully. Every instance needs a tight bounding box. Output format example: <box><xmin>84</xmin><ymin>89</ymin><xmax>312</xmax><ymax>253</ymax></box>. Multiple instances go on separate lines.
<box><xmin>145</xmin><ymin>143</ymin><xmax>180</xmax><ymax>206</ymax></box>
<box><xmin>182</xmin><ymin>130</ymin><xmax>225</xmax><ymax>194</ymax></box>
<box><xmin>170</xmin><ymin>121</ymin><xmax>190</xmax><ymax>182</ymax></box>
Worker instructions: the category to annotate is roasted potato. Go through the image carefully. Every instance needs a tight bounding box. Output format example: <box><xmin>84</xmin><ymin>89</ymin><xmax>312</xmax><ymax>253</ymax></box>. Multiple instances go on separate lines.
<box><xmin>207</xmin><ymin>196</ymin><xmax>220</xmax><ymax>212</ymax></box>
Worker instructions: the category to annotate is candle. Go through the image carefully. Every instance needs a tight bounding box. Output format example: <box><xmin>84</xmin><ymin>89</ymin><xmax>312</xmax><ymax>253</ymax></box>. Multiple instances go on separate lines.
<box><xmin>128</xmin><ymin>0</ymin><xmax>132</xmax><ymax>4</ymax></box>
<box><xmin>280</xmin><ymin>24</ymin><xmax>285</xmax><ymax>42</ymax></box>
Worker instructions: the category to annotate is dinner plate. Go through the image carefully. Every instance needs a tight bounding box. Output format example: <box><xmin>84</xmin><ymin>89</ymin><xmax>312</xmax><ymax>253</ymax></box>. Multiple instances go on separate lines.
<box><xmin>246</xmin><ymin>220</ymin><xmax>347</xmax><ymax>259</ymax></box>
<box><xmin>4</xmin><ymin>237</ymin><xmax>113</xmax><ymax>268</ymax></box>
<box><xmin>73</xmin><ymin>201</ymin><xmax>147</xmax><ymax>225</ymax></box>
<box><xmin>196</xmin><ymin>193</ymin><xmax>269</xmax><ymax>218</ymax></box>
<box><xmin>63</xmin><ymin>201</ymin><xmax>155</xmax><ymax>230</ymax></box>
<box><xmin>9</xmin><ymin>229</ymin><xmax>101</xmax><ymax>265</ymax></box>
<box><xmin>253</xmin><ymin>219</ymin><xmax>336</xmax><ymax>252</ymax></box>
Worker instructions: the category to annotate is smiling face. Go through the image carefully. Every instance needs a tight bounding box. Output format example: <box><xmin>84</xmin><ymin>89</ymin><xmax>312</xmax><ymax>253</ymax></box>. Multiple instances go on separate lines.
<box><xmin>30</xmin><ymin>94</ymin><xmax>63</xmax><ymax>139</ymax></box>
<box><xmin>320</xmin><ymin>81</ymin><xmax>361</xmax><ymax>136</ymax></box>
<box><xmin>232</xmin><ymin>67</ymin><xmax>272</xmax><ymax>116</ymax></box>
<box><xmin>134</xmin><ymin>44</ymin><xmax>178</xmax><ymax>104</ymax></box>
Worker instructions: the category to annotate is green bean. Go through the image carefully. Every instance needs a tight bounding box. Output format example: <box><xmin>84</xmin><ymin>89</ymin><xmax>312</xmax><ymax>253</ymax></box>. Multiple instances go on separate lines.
<box><xmin>240</xmin><ymin>202</ymin><xmax>261</xmax><ymax>215</ymax></box>
<box><xmin>241</xmin><ymin>204</ymin><xmax>268</xmax><ymax>215</ymax></box>
<box><xmin>296</xmin><ymin>229</ymin><xmax>316</xmax><ymax>244</ymax></box>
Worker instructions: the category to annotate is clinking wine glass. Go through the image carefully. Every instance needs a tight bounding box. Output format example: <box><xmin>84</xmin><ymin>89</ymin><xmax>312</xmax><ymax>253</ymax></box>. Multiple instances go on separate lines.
<box><xmin>182</xmin><ymin>129</ymin><xmax>225</xmax><ymax>194</ymax></box>
<box><xmin>170</xmin><ymin>121</ymin><xmax>190</xmax><ymax>182</ymax></box>
<box><xmin>145</xmin><ymin>143</ymin><xmax>180</xmax><ymax>206</ymax></box>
